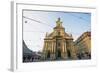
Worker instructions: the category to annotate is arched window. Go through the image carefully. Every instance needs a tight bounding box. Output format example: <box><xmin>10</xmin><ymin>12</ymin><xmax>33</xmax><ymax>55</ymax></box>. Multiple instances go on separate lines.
<box><xmin>58</xmin><ymin>31</ymin><xmax>60</xmax><ymax>35</ymax></box>
<box><xmin>58</xmin><ymin>42</ymin><xmax>60</xmax><ymax>47</ymax></box>
<box><xmin>58</xmin><ymin>49</ymin><xmax>61</xmax><ymax>58</ymax></box>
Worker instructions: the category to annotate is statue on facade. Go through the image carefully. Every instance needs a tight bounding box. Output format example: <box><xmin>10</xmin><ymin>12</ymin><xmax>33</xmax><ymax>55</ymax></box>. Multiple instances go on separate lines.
<box><xmin>56</xmin><ymin>18</ymin><xmax>62</xmax><ymax>27</ymax></box>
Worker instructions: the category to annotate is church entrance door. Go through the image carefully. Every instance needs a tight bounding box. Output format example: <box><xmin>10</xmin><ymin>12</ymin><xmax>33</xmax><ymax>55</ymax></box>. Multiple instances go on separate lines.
<box><xmin>57</xmin><ymin>49</ymin><xmax>61</xmax><ymax>59</ymax></box>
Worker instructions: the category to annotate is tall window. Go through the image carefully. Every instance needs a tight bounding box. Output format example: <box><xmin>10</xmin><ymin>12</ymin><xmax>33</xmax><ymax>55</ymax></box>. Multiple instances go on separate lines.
<box><xmin>58</xmin><ymin>42</ymin><xmax>61</xmax><ymax>47</ymax></box>
<box><xmin>58</xmin><ymin>31</ymin><xmax>60</xmax><ymax>35</ymax></box>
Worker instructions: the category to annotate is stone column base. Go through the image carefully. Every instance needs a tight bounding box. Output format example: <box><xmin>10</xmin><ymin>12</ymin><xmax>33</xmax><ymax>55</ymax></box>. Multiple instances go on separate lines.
<box><xmin>62</xmin><ymin>53</ymin><xmax>68</xmax><ymax>60</ymax></box>
<box><xmin>50</xmin><ymin>54</ymin><xmax>56</xmax><ymax>60</ymax></box>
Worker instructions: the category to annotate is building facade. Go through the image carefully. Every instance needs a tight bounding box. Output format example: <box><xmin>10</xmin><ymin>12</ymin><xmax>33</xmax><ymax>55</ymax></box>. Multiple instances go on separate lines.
<box><xmin>42</xmin><ymin>18</ymin><xmax>77</xmax><ymax>60</ymax></box>
<box><xmin>74</xmin><ymin>32</ymin><xmax>91</xmax><ymax>59</ymax></box>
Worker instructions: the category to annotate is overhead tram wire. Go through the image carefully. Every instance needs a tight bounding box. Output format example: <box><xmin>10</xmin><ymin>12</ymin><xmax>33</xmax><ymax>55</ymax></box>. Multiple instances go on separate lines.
<box><xmin>23</xmin><ymin>16</ymin><xmax>53</xmax><ymax>28</ymax></box>
<box><xmin>23</xmin><ymin>15</ymin><xmax>90</xmax><ymax>37</ymax></box>
<box><xmin>68</xmin><ymin>13</ymin><xmax>91</xmax><ymax>31</ymax></box>
<box><xmin>68</xmin><ymin>13</ymin><xmax>90</xmax><ymax>23</ymax></box>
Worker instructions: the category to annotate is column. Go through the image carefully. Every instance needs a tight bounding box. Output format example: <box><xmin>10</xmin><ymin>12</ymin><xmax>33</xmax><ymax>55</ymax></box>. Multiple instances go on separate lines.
<box><xmin>54</xmin><ymin>42</ymin><xmax>56</xmax><ymax>59</ymax></box>
<box><xmin>45</xmin><ymin>41</ymin><xmax>47</xmax><ymax>51</ymax></box>
<box><xmin>64</xmin><ymin>41</ymin><xmax>66</xmax><ymax>52</ymax></box>
<box><xmin>52</xmin><ymin>42</ymin><xmax>53</xmax><ymax>53</ymax></box>
<box><xmin>54</xmin><ymin>42</ymin><xmax>55</xmax><ymax>53</ymax></box>
<box><xmin>51</xmin><ymin>42</ymin><xmax>53</xmax><ymax>53</ymax></box>
<box><xmin>62</xmin><ymin>42</ymin><xmax>65</xmax><ymax>53</ymax></box>
<box><xmin>44</xmin><ymin>41</ymin><xmax>46</xmax><ymax>49</ymax></box>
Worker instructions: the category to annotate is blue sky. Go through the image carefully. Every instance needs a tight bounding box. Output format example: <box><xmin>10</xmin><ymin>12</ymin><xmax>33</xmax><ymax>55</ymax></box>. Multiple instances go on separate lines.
<box><xmin>23</xmin><ymin>10</ymin><xmax>91</xmax><ymax>51</ymax></box>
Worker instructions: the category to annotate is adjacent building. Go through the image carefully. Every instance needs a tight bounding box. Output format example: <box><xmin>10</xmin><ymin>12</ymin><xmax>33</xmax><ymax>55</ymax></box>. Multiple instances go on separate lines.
<box><xmin>74</xmin><ymin>31</ymin><xmax>91</xmax><ymax>59</ymax></box>
<box><xmin>23</xmin><ymin>41</ymin><xmax>42</xmax><ymax>62</ymax></box>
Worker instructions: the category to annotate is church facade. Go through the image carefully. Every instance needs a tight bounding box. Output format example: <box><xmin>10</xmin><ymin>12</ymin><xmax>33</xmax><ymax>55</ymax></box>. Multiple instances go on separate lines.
<box><xmin>42</xmin><ymin>18</ymin><xmax>77</xmax><ymax>60</ymax></box>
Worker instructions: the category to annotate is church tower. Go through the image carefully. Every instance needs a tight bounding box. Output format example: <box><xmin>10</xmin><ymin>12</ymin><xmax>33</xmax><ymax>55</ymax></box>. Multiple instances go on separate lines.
<box><xmin>42</xmin><ymin>18</ymin><xmax>77</xmax><ymax>60</ymax></box>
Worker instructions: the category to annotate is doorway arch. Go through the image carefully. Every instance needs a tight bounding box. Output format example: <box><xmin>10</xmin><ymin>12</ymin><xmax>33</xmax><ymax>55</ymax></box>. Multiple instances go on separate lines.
<box><xmin>67</xmin><ymin>49</ymin><xmax>71</xmax><ymax>58</ymax></box>
<box><xmin>47</xmin><ymin>51</ymin><xmax>50</xmax><ymax>59</ymax></box>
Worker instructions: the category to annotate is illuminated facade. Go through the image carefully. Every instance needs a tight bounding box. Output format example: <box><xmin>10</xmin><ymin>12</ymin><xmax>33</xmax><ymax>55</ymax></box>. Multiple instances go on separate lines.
<box><xmin>42</xmin><ymin>18</ymin><xmax>77</xmax><ymax>60</ymax></box>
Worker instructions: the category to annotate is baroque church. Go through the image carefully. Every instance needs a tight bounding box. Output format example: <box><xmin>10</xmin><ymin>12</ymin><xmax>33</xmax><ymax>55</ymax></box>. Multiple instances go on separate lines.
<box><xmin>42</xmin><ymin>18</ymin><xmax>77</xmax><ymax>60</ymax></box>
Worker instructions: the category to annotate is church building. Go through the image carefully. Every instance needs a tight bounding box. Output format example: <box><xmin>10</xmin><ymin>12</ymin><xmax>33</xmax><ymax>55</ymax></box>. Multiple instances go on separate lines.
<box><xmin>42</xmin><ymin>18</ymin><xmax>77</xmax><ymax>60</ymax></box>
